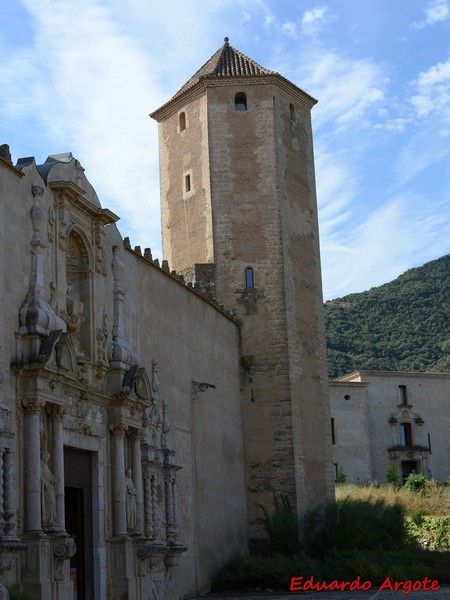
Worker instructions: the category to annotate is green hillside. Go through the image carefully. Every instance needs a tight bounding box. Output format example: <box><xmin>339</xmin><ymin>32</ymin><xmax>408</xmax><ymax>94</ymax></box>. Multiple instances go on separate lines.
<box><xmin>324</xmin><ymin>254</ymin><xmax>450</xmax><ymax>379</ymax></box>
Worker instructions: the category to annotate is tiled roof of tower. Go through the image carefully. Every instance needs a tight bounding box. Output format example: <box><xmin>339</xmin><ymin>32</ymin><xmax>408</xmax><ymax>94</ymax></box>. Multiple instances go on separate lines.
<box><xmin>173</xmin><ymin>37</ymin><xmax>276</xmax><ymax>98</ymax></box>
<box><xmin>150</xmin><ymin>37</ymin><xmax>317</xmax><ymax>119</ymax></box>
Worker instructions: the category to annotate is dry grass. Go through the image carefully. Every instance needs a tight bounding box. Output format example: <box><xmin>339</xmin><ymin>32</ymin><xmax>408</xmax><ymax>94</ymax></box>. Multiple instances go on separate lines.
<box><xmin>335</xmin><ymin>483</ymin><xmax>450</xmax><ymax>516</ymax></box>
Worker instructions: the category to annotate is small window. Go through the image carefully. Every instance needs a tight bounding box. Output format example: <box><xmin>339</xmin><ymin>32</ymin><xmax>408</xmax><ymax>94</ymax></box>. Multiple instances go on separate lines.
<box><xmin>245</xmin><ymin>267</ymin><xmax>254</xmax><ymax>288</ymax></box>
<box><xmin>398</xmin><ymin>385</ymin><xmax>408</xmax><ymax>405</ymax></box>
<box><xmin>289</xmin><ymin>103</ymin><xmax>295</xmax><ymax>121</ymax></box>
<box><xmin>400</xmin><ymin>422</ymin><xmax>412</xmax><ymax>447</ymax></box>
<box><xmin>179</xmin><ymin>111</ymin><xmax>186</xmax><ymax>132</ymax></box>
<box><xmin>235</xmin><ymin>92</ymin><xmax>247</xmax><ymax>111</ymax></box>
<box><xmin>185</xmin><ymin>174</ymin><xmax>191</xmax><ymax>193</ymax></box>
<box><xmin>331</xmin><ymin>418</ymin><xmax>336</xmax><ymax>445</ymax></box>
<box><xmin>333</xmin><ymin>463</ymin><xmax>339</xmax><ymax>480</ymax></box>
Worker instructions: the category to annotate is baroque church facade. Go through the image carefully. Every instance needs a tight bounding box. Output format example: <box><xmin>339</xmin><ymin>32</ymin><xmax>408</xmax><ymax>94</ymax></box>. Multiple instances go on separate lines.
<box><xmin>0</xmin><ymin>39</ymin><xmax>333</xmax><ymax>599</ymax></box>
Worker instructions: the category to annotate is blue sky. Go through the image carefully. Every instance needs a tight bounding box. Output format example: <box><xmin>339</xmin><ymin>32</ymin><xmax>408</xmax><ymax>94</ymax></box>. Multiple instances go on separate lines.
<box><xmin>1</xmin><ymin>0</ymin><xmax>449</xmax><ymax>300</ymax></box>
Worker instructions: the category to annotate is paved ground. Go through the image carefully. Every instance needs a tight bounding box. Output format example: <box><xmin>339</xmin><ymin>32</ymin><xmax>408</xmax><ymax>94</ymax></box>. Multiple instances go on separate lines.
<box><xmin>190</xmin><ymin>587</ymin><xmax>450</xmax><ymax>600</ymax></box>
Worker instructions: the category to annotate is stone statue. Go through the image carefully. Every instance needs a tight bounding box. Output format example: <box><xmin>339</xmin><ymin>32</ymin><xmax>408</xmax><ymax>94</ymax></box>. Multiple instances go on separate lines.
<box><xmin>125</xmin><ymin>468</ymin><xmax>137</xmax><ymax>532</ymax></box>
<box><xmin>65</xmin><ymin>283</ymin><xmax>85</xmax><ymax>333</ymax></box>
<box><xmin>41</xmin><ymin>451</ymin><xmax>58</xmax><ymax>528</ymax></box>
<box><xmin>151</xmin><ymin>359</ymin><xmax>160</xmax><ymax>403</ymax></box>
<box><xmin>96</xmin><ymin>309</ymin><xmax>110</xmax><ymax>366</ymax></box>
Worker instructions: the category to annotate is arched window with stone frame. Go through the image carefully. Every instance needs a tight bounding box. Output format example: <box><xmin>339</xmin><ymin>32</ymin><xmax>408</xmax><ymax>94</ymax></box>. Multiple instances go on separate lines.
<box><xmin>65</xmin><ymin>228</ymin><xmax>93</xmax><ymax>359</ymax></box>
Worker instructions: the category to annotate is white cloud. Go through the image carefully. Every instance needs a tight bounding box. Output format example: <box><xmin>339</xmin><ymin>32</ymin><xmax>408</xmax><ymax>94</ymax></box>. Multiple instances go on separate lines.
<box><xmin>7</xmin><ymin>0</ymin><xmax>163</xmax><ymax>251</ymax></box>
<box><xmin>410</xmin><ymin>58</ymin><xmax>450</xmax><ymax>123</ymax></box>
<box><xmin>281</xmin><ymin>21</ymin><xmax>298</xmax><ymax>38</ymax></box>
<box><xmin>303</xmin><ymin>53</ymin><xmax>386</xmax><ymax>131</ymax></box>
<box><xmin>374</xmin><ymin>118</ymin><xmax>409</xmax><ymax>133</ymax></box>
<box><xmin>320</xmin><ymin>193</ymin><xmax>450</xmax><ymax>300</ymax></box>
<box><xmin>1</xmin><ymin>0</ymin><xmax>241</xmax><ymax>255</ymax></box>
<box><xmin>315</xmin><ymin>148</ymin><xmax>357</xmax><ymax>231</ymax></box>
<box><xmin>264</xmin><ymin>13</ymin><xmax>276</xmax><ymax>27</ymax></box>
<box><xmin>2</xmin><ymin>0</ymin><xmax>449</xmax><ymax>302</ymax></box>
<box><xmin>413</xmin><ymin>0</ymin><xmax>449</xmax><ymax>28</ymax></box>
<box><xmin>301</xmin><ymin>6</ymin><xmax>330</xmax><ymax>35</ymax></box>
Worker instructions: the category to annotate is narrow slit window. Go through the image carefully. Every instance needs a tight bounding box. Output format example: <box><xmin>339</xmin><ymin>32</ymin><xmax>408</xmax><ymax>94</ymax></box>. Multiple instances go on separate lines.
<box><xmin>179</xmin><ymin>111</ymin><xmax>186</xmax><ymax>131</ymax></box>
<box><xmin>185</xmin><ymin>174</ymin><xmax>191</xmax><ymax>193</ymax></box>
<box><xmin>289</xmin><ymin>103</ymin><xmax>295</xmax><ymax>120</ymax></box>
<box><xmin>235</xmin><ymin>92</ymin><xmax>247</xmax><ymax>111</ymax></box>
<box><xmin>331</xmin><ymin>418</ymin><xmax>336</xmax><ymax>444</ymax></box>
<box><xmin>245</xmin><ymin>267</ymin><xmax>254</xmax><ymax>288</ymax></box>
<box><xmin>398</xmin><ymin>385</ymin><xmax>408</xmax><ymax>405</ymax></box>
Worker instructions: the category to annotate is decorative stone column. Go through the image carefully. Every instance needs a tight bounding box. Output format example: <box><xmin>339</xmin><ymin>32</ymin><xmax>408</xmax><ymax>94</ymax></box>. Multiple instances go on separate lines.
<box><xmin>3</xmin><ymin>448</ymin><xmax>15</xmax><ymax>538</ymax></box>
<box><xmin>143</xmin><ymin>471</ymin><xmax>153</xmax><ymax>539</ymax></box>
<box><xmin>130</xmin><ymin>430</ymin><xmax>144</xmax><ymax>536</ymax></box>
<box><xmin>50</xmin><ymin>406</ymin><xmax>66</xmax><ymax>532</ymax></box>
<box><xmin>165</xmin><ymin>472</ymin><xmax>174</xmax><ymax>543</ymax></box>
<box><xmin>111</xmin><ymin>424</ymin><xmax>128</xmax><ymax>537</ymax></box>
<box><xmin>171</xmin><ymin>478</ymin><xmax>179</xmax><ymax>543</ymax></box>
<box><xmin>0</xmin><ymin>450</ymin><xmax>5</xmax><ymax>537</ymax></box>
<box><xmin>24</xmin><ymin>404</ymin><xmax>43</xmax><ymax>533</ymax></box>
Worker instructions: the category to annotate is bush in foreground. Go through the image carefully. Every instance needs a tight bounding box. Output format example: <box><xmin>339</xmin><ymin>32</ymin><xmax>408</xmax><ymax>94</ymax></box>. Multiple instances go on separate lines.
<box><xmin>213</xmin><ymin>491</ymin><xmax>450</xmax><ymax>593</ymax></box>
<box><xmin>303</xmin><ymin>497</ymin><xmax>405</xmax><ymax>557</ymax></box>
<box><xmin>213</xmin><ymin>549</ymin><xmax>450</xmax><ymax>592</ymax></box>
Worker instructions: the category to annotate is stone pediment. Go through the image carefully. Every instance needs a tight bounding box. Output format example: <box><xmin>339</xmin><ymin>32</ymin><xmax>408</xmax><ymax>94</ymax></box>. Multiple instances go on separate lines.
<box><xmin>135</xmin><ymin>367</ymin><xmax>151</xmax><ymax>403</ymax></box>
<box><xmin>54</xmin><ymin>333</ymin><xmax>80</xmax><ymax>375</ymax></box>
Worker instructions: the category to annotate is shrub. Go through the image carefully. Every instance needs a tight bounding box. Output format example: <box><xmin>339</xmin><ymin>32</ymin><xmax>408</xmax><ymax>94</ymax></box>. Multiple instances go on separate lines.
<box><xmin>404</xmin><ymin>473</ymin><xmax>427</xmax><ymax>493</ymax></box>
<box><xmin>406</xmin><ymin>515</ymin><xmax>450</xmax><ymax>550</ymax></box>
<box><xmin>335</xmin><ymin>470</ymin><xmax>347</xmax><ymax>484</ymax></box>
<box><xmin>257</xmin><ymin>495</ymin><xmax>300</xmax><ymax>555</ymax></box>
<box><xmin>303</xmin><ymin>498</ymin><xmax>406</xmax><ymax>558</ymax></box>
<box><xmin>212</xmin><ymin>547</ymin><xmax>450</xmax><ymax>592</ymax></box>
<box><xmin>212</xmin><ymin>553</ymin><xmax>322</xmax><ymax>592</ymax></box>
<box><xmin>410</xmin><ymin>507</ymin><xmax>426</xmax><ymax>526</ymax></box>
<box><xmin>8</xmin><ymin>586</ymin><xmax>36</xmax><ymax>600</ymax></box>
<box><xmin>386</xmin><ymin>463</ymin><xmax>399</xmax><ymax>486</ymax></box>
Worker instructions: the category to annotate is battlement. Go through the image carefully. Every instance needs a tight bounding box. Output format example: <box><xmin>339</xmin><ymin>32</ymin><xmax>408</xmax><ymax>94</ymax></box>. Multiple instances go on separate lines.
<box><xmin>122</xmin><ymin>238</ymin><xmax>233</xmax><ymax>320</ymax></box>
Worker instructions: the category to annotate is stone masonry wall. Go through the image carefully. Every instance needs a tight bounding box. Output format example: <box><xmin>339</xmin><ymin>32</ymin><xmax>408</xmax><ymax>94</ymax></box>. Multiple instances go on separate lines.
<box><xmin>0</xmin><ymin>154</ymin><xmax>248</xmax><ymax>599</ymax></box>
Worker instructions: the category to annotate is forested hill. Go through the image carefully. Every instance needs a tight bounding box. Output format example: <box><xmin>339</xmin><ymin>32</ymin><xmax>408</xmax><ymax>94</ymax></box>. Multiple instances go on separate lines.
<box><xmin>324</xmin><ymin>254</ymin><xmax>450</xmax><ymax>380</ymax></box>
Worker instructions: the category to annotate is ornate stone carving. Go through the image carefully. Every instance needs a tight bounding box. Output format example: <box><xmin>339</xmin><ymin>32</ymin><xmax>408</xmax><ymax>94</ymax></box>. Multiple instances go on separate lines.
<box><xmin>96</xmin><ymin>309</ymin><xmax>110</xmax><ymax>369</ymax></box>
<box><xmin>140</xmin><ymin>360</ymin><xmax>184</xmax><ymax>558</ymax></box>
<box><xmin>94</xmin><ymin>221</ymin><xmax>107</xmax><ymax>275</ymax></box>
<box><xmin>53</xmin><ymin>537</ymin><xmax>76</xmax><ymax>581</ymax></box>
<box><xmin>151</xmin><ymin>360</ymin><xmax>160</xmax><ymax>403</ymax></box>
<box><xmin>18</xmin><ymin>186</ymin><xmax>66</xmax><ymax>338</ymax></box>
<box><xmin>40</xmin><ymin>452</ymin><xmax>58</xmax><ymax>530</ymax></box>
<box><xmin>125</xmin><ymin>468</ymin><xmax>137</xmax><ymax>533</ymax></box>
<box><xmin>47</xmin><ymin>205</ymin><xmax>56</xmax><ymax>243</ymax></box>
<box><xmin>56</xmin><ymin>192</ymin><xmax>69</xmax><ymax>252</ymax></box>
<box><xmin>110</xmin><ymin>245</ymin><xmax>139</xmax><ymax>371</ymax></box>
<box><xmin>0</xmin><ymin>144</ymin><xmax>12</xmax><ymax>164</ymax></box>
<box><xmin>0</xmin><ymin>408</ymin><xmax>11</xmax><ymax>436</ymax></box>
<box><xmin>48</xmin><ymin>282</ymin><xmax>57</xmax><ymax>311</ymax></box>
<box><xmin>54</xmin><ymin>333</ymin><xmax>79</xmax><ymax>374</ymax></box>
<box><xmin>64</xmin><ymin>283</ymin><xmax>85</xmax><ymax>333</ymax></box>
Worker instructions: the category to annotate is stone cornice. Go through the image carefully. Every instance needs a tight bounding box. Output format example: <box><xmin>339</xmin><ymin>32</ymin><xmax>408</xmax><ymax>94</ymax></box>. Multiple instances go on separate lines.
<box><xmin>150</xmin><ymin>73</ymin><xmax>317</xmax><ymax>122</ymax></box>
<box><xmin>49</xmin><ymin>180</ymin><xmax>120</xmax><ymax>224</ymax></box>
<box><xmin>0</xmin><ymin>155</ymin><xmax>24</xmax><ymax>177</ymax></box>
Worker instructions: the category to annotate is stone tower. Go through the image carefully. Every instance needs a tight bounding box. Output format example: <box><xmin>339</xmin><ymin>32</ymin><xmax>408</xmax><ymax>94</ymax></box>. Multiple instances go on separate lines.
<box><xmin>151</xmin><ymin>38</ymin><xmax>334</xmax><ymax>542</ymax></box>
